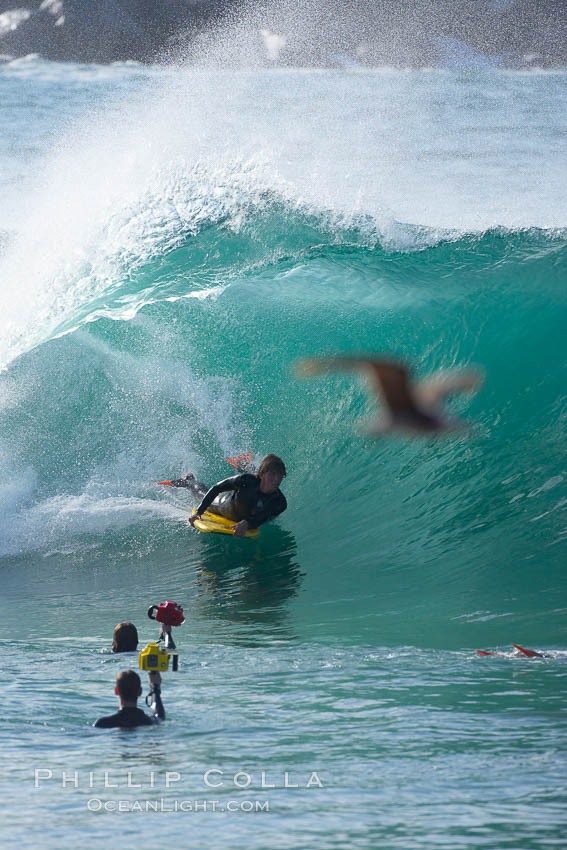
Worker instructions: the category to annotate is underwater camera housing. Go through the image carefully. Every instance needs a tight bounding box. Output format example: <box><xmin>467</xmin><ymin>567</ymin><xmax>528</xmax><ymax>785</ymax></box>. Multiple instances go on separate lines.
<box><xmin>148</xmin><ymin>601</ymin><xmax>185</xmax><ymax>627</ymax></box>
<box><xmin>139</xmin><ymin>642</ymin><xmax>178</xmax><ymax>672</ymax></box>
<box><xmin>147</xmin><ymin>601</ymin><xmax>184</xmax><ymax>650</ymax></box>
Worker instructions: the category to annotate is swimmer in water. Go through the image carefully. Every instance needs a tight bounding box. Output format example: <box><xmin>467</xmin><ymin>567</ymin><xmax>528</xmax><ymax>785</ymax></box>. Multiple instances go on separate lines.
<box><xmin>94</xmin><ymin>670</ymin><xmax>165</xmax><ymax>728</ymax></box>
<box><xmin>112</xmin><ymin>622</ymin><xmax>138</xmax><ymax>653</ymax></box>
<box><xmin>111</xmin><ymin>620</ymin><xmax>171</xmax><ymax>652</ymax></box>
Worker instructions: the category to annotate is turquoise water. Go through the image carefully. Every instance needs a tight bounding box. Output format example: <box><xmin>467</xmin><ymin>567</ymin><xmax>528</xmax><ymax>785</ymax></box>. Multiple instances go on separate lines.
<box><xmin>1</xmin><ymin>57</ymin><xmax>566</xmax><ymax>848</ymax></box>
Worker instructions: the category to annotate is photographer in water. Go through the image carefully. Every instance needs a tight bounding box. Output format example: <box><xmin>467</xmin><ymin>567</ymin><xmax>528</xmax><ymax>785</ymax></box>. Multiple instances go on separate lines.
<box><xmin>111</xmin><ymin>620</ymin><xmax>172</xmax><ymax>652</ymax></box>
<box><xmin>94</xmin><ymin>670</ymin><xmax>165</xmax><ymax>728</ymax></box>
<box><xmin>111</xmin><ymin>622</ymin><xmax>139</xmax><ymax>653</ymax></box>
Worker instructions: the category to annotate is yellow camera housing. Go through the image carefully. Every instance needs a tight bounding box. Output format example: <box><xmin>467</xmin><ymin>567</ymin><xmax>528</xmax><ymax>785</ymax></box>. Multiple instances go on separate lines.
<box><xmin>139</xmin><ymin>642</ymin><xmax>170</xmax><ymax>672</ymax></box>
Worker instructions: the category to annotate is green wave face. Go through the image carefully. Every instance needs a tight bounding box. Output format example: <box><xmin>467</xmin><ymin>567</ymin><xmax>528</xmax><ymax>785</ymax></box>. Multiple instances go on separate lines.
<box><xmin>1</xmin><ymin>64</ymin><xmax>566</xmax><ymax>648</ymax></box>
<box><xmin>1</xmin><ymin>207</ymin><xmax>566</xmax><ymax>647</ymax></box>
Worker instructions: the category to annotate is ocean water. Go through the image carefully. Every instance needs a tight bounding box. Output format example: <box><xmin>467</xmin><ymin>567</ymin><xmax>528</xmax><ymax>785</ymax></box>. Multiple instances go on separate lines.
<box><xmin>1</xmin><ymin>55</ymin><xmax>566</xmax><ymax>848</ymax></box>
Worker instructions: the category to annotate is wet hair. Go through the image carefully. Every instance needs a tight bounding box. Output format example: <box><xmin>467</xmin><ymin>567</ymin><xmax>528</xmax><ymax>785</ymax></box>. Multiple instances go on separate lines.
<box><xmin>112</xmin><ymin>622</ymin><xmax>139</xmax><ymax>653</ymax></box>
<box><xmin>257</xmin><ymin>454</ymin><xmax>287</xmax><ymax>478</ymax></box>
<box><xmin>116</xmin><ymin>670</ymin><xmax>142</xmax><ymax>702</ymax></box>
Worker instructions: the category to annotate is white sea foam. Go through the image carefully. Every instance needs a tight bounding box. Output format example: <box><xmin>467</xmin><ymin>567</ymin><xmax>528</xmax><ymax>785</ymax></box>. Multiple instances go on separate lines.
<box><xmin>0</xmin><ymin>489</ymin><xmax>188</xmax><ymax>558</ymax></box>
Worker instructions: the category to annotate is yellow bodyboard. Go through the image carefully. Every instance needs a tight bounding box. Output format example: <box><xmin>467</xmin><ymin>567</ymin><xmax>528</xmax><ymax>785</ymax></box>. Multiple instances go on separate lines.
<box><xmin>191</xmin><ymin>509</ymin><xmax>260</xmax><ymax>539</ymax></box>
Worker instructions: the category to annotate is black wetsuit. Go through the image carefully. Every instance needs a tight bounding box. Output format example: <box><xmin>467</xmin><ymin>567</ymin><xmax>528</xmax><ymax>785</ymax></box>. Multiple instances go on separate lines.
<box><xmin>196</xmin><ymin>473</ymin><xmax>287</xmax><ymax>529</ymax></box>
<box><xmin>94</xmin><ymin>686</ymin><xmax>165</xmax><ymax>728</ymax></box>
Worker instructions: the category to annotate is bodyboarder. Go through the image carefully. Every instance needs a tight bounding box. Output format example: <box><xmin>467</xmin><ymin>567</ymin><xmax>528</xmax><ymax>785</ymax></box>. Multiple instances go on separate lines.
<box><xmin>173</xmin><ymin>453</ymin><xmax>287</xmax><ymax>538</ymax></box>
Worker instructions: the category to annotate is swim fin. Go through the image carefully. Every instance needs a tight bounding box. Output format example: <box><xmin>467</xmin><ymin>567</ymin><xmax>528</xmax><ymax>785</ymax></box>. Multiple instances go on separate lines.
<box><xmin>226</xmin><ymin>452</ymin><xmax>255</xmax><ymax>473</ymax></box>
<box><xmin>511</xmin><ymin>643</ymin><xmax>544</xmax><ymax>658</ymax></box>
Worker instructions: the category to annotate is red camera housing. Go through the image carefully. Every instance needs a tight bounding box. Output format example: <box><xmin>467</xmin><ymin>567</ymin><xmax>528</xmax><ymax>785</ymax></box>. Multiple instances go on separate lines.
<box><xmin>148</xmin><ymin>601</ymin><xmax>185</xmax><ymax>627</ymax></box>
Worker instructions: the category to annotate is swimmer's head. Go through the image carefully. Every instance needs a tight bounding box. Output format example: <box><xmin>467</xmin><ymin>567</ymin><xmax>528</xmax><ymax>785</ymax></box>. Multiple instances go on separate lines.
<box><xmin>112</xmin><ymin>622</ymin><xmax>139</xmax><ymax>653</ymax></box>
<box><xmin>115</xmin><ymin>669</ymin><xmax>142</xmax><ymax>702</ymax></box>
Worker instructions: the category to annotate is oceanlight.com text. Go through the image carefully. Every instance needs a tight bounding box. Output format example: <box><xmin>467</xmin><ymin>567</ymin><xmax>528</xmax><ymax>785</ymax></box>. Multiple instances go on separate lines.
<box><xmin>87</xmin><ymin>798</ymin><xmax>270</xmax><ymax>813</ymax></box>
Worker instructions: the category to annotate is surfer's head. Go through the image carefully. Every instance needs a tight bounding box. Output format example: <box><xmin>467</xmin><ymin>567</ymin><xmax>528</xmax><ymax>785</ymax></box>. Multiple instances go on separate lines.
<box><xmin>258</xmin><ymin>454</ymin><xmax>286</xmax><ymax>493</ymax></box>
<box><xmin>258</xmin><ymin>454</ymin><xmax>286</xmax><ymax>478</ymax></box>
<box><xmin>114</xmin><ymin>670</ymin><xmax>142</xmax><ymax>703</ymax></box>
<box><xmin>112</xmin><ymin>622</ymin><xmax>139</xmax><ymax>653</ymax></box>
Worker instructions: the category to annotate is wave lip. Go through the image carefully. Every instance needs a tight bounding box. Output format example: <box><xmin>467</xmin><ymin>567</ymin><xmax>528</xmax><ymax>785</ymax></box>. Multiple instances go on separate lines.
<box><xmin>2</xmin><ymin>63</ymin><xmax>567</xmax><ymax>368</ymax></box>
<box><xmin>5</xmin><ymin>159</ymin><xmax>566</xmax><ymax>368</ymax></box>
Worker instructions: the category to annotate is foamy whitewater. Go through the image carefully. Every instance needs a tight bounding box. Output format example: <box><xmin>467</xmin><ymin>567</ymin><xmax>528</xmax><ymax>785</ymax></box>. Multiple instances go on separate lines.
<box><xmin>1</xmin><ymin>53</ymin><xmax>566</xmax><ymax>849</ymax></box>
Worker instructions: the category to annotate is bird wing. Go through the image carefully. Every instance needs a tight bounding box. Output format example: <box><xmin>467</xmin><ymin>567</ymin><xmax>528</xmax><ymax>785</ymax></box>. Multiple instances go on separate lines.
<box><xmin>415</xmin><ymin>370</ymin><xmax>483</xmax><ymax>409</ymax></box>
<box><xmin>295</xmin><ymin>356</ymin><xmax>418</xmax><ymax>415</ymax></box>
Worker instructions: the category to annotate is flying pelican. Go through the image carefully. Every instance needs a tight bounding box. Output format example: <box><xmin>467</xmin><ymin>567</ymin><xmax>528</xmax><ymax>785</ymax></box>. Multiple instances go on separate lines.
<box><xmin>294</xmin><ymin>356</ymin><xmax>483</xmax><ymax>436</ymax></box>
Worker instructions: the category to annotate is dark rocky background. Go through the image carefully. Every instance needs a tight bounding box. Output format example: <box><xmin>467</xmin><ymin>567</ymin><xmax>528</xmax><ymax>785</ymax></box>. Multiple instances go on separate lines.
<box><xmin>0</xmin><ymin>0</ymin><xmax>565</xmax><ymax>67</ymax></box>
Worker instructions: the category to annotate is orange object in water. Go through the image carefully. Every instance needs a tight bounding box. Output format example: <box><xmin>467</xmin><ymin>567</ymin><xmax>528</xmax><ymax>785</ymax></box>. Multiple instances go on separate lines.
<box><xmin>511</xmin><ymin>643</ymin><xmax>544</xmax><ymax>658</ymax></box>
<box><xmin>225</xmin><ymin>452</ymin><xmax>253</xmax><ymax>471</ymax></box>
